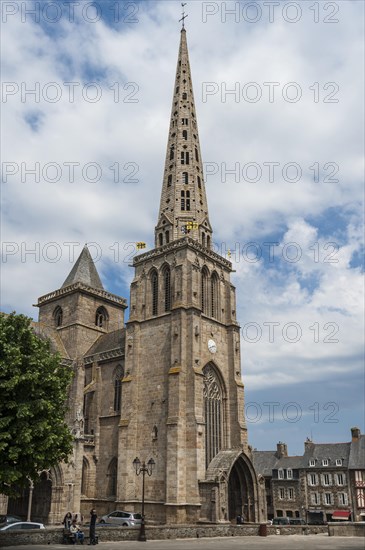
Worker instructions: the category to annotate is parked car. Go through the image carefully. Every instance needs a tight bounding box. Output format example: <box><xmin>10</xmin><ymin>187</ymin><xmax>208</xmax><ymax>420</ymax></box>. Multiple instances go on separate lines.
<box><xmin>272</xmin><ymin>517</ymin><xmax>290</xmax><ymax>525</ymax></box>
<box><xmin>99</xmin><ymin>511</ymin><xmax>142</xmax><ymax>527</ymax></box>
<box><xmin>289</xmin><ymin>518</ymin><xmax>306</xmax><ymax>525</ymax></box>
<box><xmin>0</xmin><ymin>515</ymin><xmax>22</xmax><ymax>525</ymax></box>
<box><xmin>0</xmin><ymin>522</ymin><xmax>45</xmax><ymax>531</ymax></box>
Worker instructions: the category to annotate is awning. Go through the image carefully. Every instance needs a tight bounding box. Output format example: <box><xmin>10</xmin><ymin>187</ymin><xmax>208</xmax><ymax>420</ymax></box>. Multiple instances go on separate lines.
<box><xmin>331</xmin><ymin>510</ymin><xmax>351</xmax><ymax>520</ymax></box>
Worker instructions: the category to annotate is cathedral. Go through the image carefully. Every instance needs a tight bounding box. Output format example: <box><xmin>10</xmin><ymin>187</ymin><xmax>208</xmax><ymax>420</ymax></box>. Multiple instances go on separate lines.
<box><xmin>8</xmin><ymin>26</ymin><xmax>265</xmax><ymax>525</ymax></box>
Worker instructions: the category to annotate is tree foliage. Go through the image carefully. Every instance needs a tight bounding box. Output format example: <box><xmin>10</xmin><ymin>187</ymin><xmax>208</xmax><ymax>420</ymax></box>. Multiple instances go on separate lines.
<box><xmin>0</xmin><ymin>313</ymin><xmax>74</xmax><ymax>495</ymax></box>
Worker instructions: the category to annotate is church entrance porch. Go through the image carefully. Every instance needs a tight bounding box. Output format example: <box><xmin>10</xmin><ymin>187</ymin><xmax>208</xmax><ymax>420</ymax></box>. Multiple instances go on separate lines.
<box><xmin>199</xmin><ymin>449</ymin><xmax>263</xmax><ymax>523</ymax></box>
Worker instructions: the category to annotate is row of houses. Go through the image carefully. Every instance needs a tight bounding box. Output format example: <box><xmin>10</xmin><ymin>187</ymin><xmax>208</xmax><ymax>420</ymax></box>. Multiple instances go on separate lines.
<box><xmin>253</xmin><ymin>427</ymin><xmax>365</xmax><ymax>523</ymax></box>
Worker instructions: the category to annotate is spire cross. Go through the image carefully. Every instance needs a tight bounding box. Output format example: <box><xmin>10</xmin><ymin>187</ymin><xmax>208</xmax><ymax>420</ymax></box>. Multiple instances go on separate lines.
<box><xmin>179</xmin><ymin>3</ymin><xmax>188</xmax><ymax>28</ymax></box>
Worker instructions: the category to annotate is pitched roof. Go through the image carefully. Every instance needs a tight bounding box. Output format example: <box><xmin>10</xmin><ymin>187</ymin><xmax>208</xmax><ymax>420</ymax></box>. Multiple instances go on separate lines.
<box><xmin>274</xmin><ymin>456</ymin><xmax>303</xmax><ymax>469</ymax></box>
<box><xmin>349</xmin><ymin>435</ymin><xmax>365</xmax><ymax>469</ymax></box>
<box><xmin>303</xmin><ymin>441</ymin><xmax>351</xmax><ymax>467</ymax></box>
<box><xmin>85</xmin><ymin>329</ymin><xmax>125</xmax><ymax>357</ymax></box>
<box><xmin>62</xmin><ymin>245</ymin><xmax>104</xmax><ymax>290</ymax></box>
<box><xmin>252</xmin><ymin>451</ymin><xmax>279</xmax><ymax>476</ymax></box>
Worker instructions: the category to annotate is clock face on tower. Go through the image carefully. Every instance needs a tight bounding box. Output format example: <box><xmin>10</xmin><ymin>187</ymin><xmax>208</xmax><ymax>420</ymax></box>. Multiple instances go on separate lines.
<box><xmin>208</xmin><ymin>339</ymin><xmax>217</xmax><ymax>354</ymax></box>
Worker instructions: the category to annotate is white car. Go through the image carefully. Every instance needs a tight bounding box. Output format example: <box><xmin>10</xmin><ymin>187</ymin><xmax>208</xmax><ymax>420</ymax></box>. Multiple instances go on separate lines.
<box><xmin>0</xmin><ymin>522</ymin><xmax>45</xmax><ymax>531</ymax></box>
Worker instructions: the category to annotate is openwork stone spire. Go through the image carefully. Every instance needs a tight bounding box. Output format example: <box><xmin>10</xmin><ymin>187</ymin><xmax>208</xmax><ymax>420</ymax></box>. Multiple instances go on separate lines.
<box><xmin>155</xmin><ymin>28</ymin><xmax>212</xmax><ymax>249</ymax></box>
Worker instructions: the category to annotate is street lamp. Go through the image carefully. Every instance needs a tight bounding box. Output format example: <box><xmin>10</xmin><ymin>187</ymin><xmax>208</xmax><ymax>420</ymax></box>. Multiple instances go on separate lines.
<box><xmin>133</xmin><ymin>457</ymin><xmax>155</xmax><ymax>542</ymax></box>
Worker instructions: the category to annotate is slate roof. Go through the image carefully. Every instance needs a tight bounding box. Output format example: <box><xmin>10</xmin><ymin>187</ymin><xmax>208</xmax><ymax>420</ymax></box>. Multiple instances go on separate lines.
<box><xmin>252</xmin><ymin>451</ymin><xmax>279</xmax><ymax>476</ymax></box>
<box><xmin>302</xmin><ymin>441</ymin><xmax>351</xmax><ymax>468</ymax></box>
<box><xmin>85</xmin><ymin>329</ymin><xmax>125</xmax><ymax>357</ymax></box>
<box><xmin>62</xmin><ymin>245</ymin><xmax>104</xmax><ymax>290</ymax></box>
<box><xmin>274</xmin><ymin>456</ymin><xmax>303</xmax><ymax>469</ymax></box>
<box><xmin>349</xmin><ymin>435</ymin><xmax>365</xmax><ymax>469</ymax></box>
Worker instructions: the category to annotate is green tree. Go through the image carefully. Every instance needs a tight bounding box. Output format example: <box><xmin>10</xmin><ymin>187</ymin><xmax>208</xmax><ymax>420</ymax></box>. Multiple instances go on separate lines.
<box><xmin>0</xmin><ymin>312</ymin><xmax>73</xmax><ymax>495</ymax></box>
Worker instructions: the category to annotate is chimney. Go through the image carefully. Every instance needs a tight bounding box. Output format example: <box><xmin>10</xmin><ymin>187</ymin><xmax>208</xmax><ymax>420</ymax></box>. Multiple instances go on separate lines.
<box><xmin>304</xmin><ymin>437</ymin><xmax>314</xmax><ymax>451</ymax></box>
<box><xmin>351</xmin><ymin>427</ymin><xmax>361</xmax><ymax>442</ymax></box>
<box><xmin>276</xmin><ymin>442</ymin><xmax>288</xmax><ymax>458</ymax></box>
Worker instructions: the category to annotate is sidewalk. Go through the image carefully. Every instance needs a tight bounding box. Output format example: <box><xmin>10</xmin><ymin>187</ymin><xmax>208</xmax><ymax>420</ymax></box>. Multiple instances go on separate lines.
<box><xmin>1</xmin><ymin>535</ymin><xmax>365</xmax><ymax>550</ymax></box>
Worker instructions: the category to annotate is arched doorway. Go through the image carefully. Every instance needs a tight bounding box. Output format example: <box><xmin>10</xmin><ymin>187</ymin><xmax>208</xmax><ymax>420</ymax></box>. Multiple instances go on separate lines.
<box><xmin>203</xmin><ymin>450</ymin><xmax>262</xmax><ymax>523</ymax></box>
<box><xmin>7</xmin><ymin>471</ymin><xmax>52</xmax><ymax>523</ymax></box>
<box><xmin>32</xmin><ymin>471</ymin><xmax>52</xmax><ymax>523</ymax></box>
<box><xmin>228</xmin><ymin>455</ymin><xmax>256</xmax><ymax>522</ymax></box>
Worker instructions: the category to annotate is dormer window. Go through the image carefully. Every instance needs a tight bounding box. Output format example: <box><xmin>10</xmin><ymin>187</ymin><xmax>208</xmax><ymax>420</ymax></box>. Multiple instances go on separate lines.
<box><xmin>287</xmin><ymin>469</ymin><xmax>293</xmax><ymax>479</ymax></box>
<box><xmin>336</xmin><ymin>459</ymin><xmax>342</xmax><ymax>466</ymax></box>
<box><xmin>309</xmin><ymin>459</ymin><xmax>316</xmax><ymax>467</ymax></box>
<box><xmin>278</xmin><ymin>469</ymin><xmax>284</xmax><ymax>479</ymax></box>
<box><xmin>322</xmin><ymin>459</ymin><xmax>329</xmax><ymax>467</ymax></box>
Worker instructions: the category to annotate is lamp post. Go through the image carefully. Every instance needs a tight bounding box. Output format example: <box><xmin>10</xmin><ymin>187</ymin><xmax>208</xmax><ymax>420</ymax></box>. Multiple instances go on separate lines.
<box><xmin>133</xmin><ymin>457</ymin><xmax>155</xmax><ymax>542</ymax></box>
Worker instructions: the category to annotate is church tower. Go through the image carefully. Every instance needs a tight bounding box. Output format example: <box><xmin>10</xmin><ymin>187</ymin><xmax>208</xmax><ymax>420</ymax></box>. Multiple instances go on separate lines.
<box><xmin>118</xmin><ymin>27</ymin><xmax>263</xmax><ymax>524</ymax></box>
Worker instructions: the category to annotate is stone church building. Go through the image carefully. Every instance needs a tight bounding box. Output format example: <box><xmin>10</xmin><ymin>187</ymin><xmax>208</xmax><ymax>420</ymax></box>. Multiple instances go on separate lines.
<box><xmin>7</xmin><ymin>28</ymin><xmax>265</xmax><ymax>525</ymax></box>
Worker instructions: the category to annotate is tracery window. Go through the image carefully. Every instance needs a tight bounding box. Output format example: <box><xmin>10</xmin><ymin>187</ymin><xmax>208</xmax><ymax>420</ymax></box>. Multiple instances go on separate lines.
<box><xmin>201</xmin><ymin>267</ymin><xmax>209</xmax><ymax>314</ymax></box>
<box><xmin>95</xmin><ymin>306</ymin><xmax>108</xmax><ymax>328</ymax></box>
<box><xmin>113</xmin><ymin>364</ymin><xmax>124</xmax><ymax>412</ymax></box>
<box><xmin>203</xmin><ymin>364</ymin><xmax>223</xmax><ymax>467</ymax></box>
<box><xmin>211</xmin><ymin>272</ymin><xmax>219</xmax><ymax>319</ymax></box>
<box><xmin>163</xmin><ymin>265</ymin><xmax>171</xmax><ymax>312</ymax></box>
<box><xmin>151</xmin><ymin>270</ymin><xmax>158</xmax><ymax>316</ymax></box>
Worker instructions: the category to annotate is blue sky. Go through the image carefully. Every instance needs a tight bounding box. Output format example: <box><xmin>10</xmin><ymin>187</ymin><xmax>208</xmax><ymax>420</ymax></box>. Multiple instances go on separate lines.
<box><xmin>1</xmin><ymin>0</ymin><xmax>364</xmax><ymax>455</ymax></box>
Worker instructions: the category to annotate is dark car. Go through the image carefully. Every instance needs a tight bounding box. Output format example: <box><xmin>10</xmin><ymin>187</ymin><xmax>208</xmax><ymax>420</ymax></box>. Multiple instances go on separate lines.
<box><xmin>289</xmin><ymin>518</ymin><xmax>306</xmax><ymax>525</ymax></box>
<box><xmin>272</xmin><ymin>517</ymin><xmax>290</xmax><ymax>525</ymax></box>
<box><xmin>0</xmin><ymin>515</ymin><xmax>22</xmax><ymax>525</ymax></box>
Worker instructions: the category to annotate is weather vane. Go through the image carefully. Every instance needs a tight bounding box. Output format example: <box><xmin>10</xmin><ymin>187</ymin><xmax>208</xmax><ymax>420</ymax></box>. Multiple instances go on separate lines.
<box><xmin>179</xmin><ymin>3</ymin><xmax>188</xmax><ymax>29</ymax></box>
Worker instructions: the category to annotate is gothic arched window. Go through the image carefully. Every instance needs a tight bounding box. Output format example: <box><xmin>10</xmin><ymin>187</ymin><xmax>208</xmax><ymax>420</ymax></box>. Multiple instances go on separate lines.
<box><xmin>53</xmin><ymin>306</ymin><xmax>63</xmax><ymax>327</ymax></box>
<box><xmin>107</xmin><ymin>457</ymin><xmax>118</xmax><ymax>497</ymax></box>
<box><xmin>163</xmin><ymin>265</ymin><xmax>171</xmax><ymax>312</ymax></box>
<box><xmin>81</xmin><ymin>457</ymin><xmax>90</xmax><ymax>497</ymax></box>
<box><xmin>151</xmin><ymin>270</ymin><xmax>158</xmax><ymax>316</ymax></box>
<box><xmin>95</xmin><ymin>306</ymin><xmax>108</xmax><ymax>328</ymax></box>
<box><xmin>113</xmin><ymin>364</ymin><xmax>124</xmax><ymax>412</ymax></box>
<box><xmin>201</xmin><ymin>267</ymin><xmax>209</xmax><ymax>314</ymax></box>
<box><xmin>203</xmin><ymin>364</ymin><xmax>224</xmax><ymax>468</ymax></box>
<box><xmin>186</xmin><ymin>190</ymin><xmax>190</xmax><ymax>211</ymax></box>
<box><xmin>211</xmin><ymin>272</ymin><xmax>219</xmax><ymax>319</ymax></box>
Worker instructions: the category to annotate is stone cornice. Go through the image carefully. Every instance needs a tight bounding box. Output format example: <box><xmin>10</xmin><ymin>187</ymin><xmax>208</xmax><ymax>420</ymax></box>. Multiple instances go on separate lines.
<box><xmin>133</xmin><ymin>237</ymin><xmax>232</xmax><ymax>271</ymax></box>
<box><xmin>84</xmin><ymin>348</ymin><xmax>124</xmax><ymax>365</ymax></box>
<box><xmin>36</xmin><ymin>282</ymin><xmax>127</xmax><ymax>308</ymax></box>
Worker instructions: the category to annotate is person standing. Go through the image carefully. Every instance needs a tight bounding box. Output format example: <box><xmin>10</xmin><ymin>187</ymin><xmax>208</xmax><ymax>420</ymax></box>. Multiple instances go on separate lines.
<box><xmin>89</xmin><ymin>509</ymin><xmax>97</xmax><ymax>545</ymax></box>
